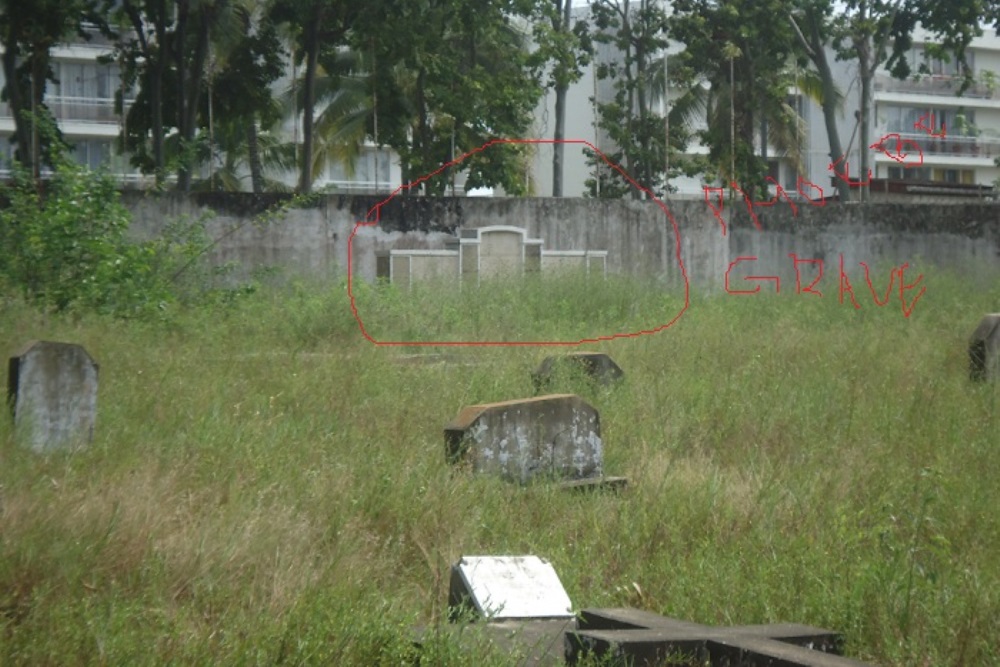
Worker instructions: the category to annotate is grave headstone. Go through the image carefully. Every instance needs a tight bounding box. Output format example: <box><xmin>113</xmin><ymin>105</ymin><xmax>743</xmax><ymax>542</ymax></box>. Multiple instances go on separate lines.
<box><xmin>444</xmin><ymin>394</ymin><xmax>603</xmax><ymax>484</ymax></box>
<box><xmin>969</xmin><ymin>313</ymin><xmax>1000</xmax><ymax>381</ymax></box>
<box><xmin>532</xmin><ymin>352</ymin><xmax>625</xmax><ymax>392</ymax></box>
<box><xmin>7</xmin><ymin>341</ymin><xmax>98</xmax><ymax>453</ymax></box>
<box><xmin>565</xmin><ymin>607</ymin><xmax>871</xmax><ymax>666</ymax></box>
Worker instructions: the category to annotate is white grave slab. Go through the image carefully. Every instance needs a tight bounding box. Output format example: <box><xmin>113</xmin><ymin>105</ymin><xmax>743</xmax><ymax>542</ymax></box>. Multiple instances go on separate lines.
<box><xmin>449</xmin><ymin>555</ymin><xmax>574</xmax><ymax>620</ymax></box>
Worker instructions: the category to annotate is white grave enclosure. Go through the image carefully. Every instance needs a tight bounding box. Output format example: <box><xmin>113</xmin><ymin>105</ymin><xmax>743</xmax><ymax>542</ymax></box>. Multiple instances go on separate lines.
<box><xmin>376</xmin><ymin>225</ymin><xmax>608</xmax><ymax>289</ymax></box>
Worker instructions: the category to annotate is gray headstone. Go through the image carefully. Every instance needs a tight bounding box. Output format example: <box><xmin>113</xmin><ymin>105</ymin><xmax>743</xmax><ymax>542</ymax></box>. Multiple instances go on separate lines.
<box><xmin>449</xmin><ymin>555</ymin><xmax>574</xmax><ymax>621</ymax></box>
<box><xmin>532</xmin><ymin>352</ymin><xmax>624</xmax><ymax>392</ymax></box>
<box><xmin>969</xmin><ymin>313</ymin><xmax>1000</xmax><ymax>381</ymax></box>
<box><xmin>444</xmin><ymin>394</ymin><xmax>603</xmax><ymax>484</ymax></box>
<box><xmin>7</xmin><ymin>341</ymin><xmax>99</xmax><ymax>453</ymax></box>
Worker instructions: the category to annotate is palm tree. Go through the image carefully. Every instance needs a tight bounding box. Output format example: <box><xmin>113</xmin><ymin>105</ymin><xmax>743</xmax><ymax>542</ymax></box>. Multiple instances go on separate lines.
<box><xmin>667</xmin><ymin>54</ymin><xmax>840</xmax><ymax>195</ymax></box>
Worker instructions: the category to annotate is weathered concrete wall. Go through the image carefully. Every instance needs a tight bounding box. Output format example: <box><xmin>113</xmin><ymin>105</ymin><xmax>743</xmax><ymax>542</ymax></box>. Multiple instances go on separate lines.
<box><xmin>122</xmin><ymin>192</ymin><xmax>1000</xmax><ymax>291</ymax></box>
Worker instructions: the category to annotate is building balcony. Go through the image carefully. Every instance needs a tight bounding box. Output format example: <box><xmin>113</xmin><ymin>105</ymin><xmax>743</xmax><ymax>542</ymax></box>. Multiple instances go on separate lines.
<box><xmin>0</xmin><ymin>96</ymin><xmax>132</xmax><ymax>126</ymax></box>
<box><xmin>874</xmin><ymin>73</ymin><xmax>996</xmax><ymax>99</ymax></box>
<box><xmin>875</xmin><ymin>131</ymin><xmax>1000</xmax><ymax>160</ymax></box>
<box><xmin>47</xmin><ymin>96</ymin><xmax>130</xmax><ymax>124</ymax></box>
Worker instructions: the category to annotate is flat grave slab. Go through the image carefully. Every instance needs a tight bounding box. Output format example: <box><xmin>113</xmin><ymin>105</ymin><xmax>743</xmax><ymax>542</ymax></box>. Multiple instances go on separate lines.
<box><xmin>449</xmin><ymin>555</ymin><xmax>574</xmax><ymax>620</ymax></box>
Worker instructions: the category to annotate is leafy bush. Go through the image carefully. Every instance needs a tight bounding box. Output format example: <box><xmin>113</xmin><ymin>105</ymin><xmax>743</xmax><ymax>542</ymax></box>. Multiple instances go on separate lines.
<box><xmin>0</xmin><ymin>138</ymin><xmax>260</xmax><ymax>319</ymax></box>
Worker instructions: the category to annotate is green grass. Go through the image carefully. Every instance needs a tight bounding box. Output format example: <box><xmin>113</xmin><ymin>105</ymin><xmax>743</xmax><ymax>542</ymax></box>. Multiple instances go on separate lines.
<box><xmin>1</xmin><ymin>268</ymin><xmax>999</xmax><ymax>665</ymax></box>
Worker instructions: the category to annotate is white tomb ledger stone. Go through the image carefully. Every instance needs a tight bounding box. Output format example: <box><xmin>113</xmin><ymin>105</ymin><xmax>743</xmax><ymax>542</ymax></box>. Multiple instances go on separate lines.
<box><xmin>448</xmin><ymin>555</ymin><xmax>574</xmax><ymax>621</ymax></box>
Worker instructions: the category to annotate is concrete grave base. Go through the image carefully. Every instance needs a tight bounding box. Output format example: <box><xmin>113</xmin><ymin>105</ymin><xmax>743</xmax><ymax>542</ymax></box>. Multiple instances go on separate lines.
<box><xmin>414</xmin><ymin>619</ymin><xmax>572</xmax><ymax>667</ymax></box>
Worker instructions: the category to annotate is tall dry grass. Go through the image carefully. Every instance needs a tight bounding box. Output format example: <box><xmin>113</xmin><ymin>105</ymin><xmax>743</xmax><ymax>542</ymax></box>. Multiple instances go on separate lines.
<box><xmin>1</xmin><ymin>267</ymin><xmax>998</xmax><ymax>665</ymax></box>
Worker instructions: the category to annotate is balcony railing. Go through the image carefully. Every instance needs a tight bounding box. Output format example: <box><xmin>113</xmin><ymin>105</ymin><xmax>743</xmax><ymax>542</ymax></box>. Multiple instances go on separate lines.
<box><xmin>875</xmin><ymin>73</ymin><xmax>996</xmax><ymax>99</ymax></box>
<box><xmin>0</xmin><ymin>96</ymin><xmax>132</xmax><ymax>125</ymax></box>
<box><xmin>875</xmin><ymin>131</ymin><xmax>1000</xmax><ymax>159</ymax></box>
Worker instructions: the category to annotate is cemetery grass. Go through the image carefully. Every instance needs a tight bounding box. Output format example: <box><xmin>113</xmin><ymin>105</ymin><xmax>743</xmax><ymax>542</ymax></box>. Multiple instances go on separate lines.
<box><xmin>1</xmin><ymin>269</ymin><xmax>999</xmax><ymax>666</ymax></box>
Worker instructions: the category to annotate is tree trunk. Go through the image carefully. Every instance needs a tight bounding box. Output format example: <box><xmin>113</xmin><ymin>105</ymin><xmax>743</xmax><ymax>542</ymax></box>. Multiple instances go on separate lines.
<box><xmin>552</xmin><ymin>80</ymin><xmax>567</xmax><ymax>196</ymax></box>
<box><xmin>857</xmin><ymin>0</ymin><xmax>870</xmax><ymax>203</ymax></box>
<box><xmin>1</xmin><ymin>44</ymin><xmax>33</xmax><ymax>175</ymax></box>
<box><xmin>858</xmin><ymin>52</ymin><xmax>872</xmax><ymax>203</ymax></box>
<box><xmin>247</xmin><ymin>120</ymin><xmax>264</xmax><ymax>193</ymax></box>
<box><xmin>550</xmin><ymin>0</ymin><xmax>572</xmax><ymax>197</ymax></box>
<box><xmin>125</xmin><ymin>0</ymin><xmax>167</xmax><ymax>186</ymax></box>
<box><xmin>299</xmin><ymin>13</ymin><xmax>319</xmax><ymax>194</ymax></box>
<box><xmin>808</xmin><ymin>12</ymin><xmax>850</xmax><ymax>203</ymax></box>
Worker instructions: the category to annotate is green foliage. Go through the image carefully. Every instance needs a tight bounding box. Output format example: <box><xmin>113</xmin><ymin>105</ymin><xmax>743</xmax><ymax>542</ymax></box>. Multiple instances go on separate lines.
<box><xmin>364</xmin><ymin>0</ymin><xmax>543</xmax><ymax>195</ymax></box>
<box><xmin>0</xmin><ymin>134</ymin><xmax>268</xmax><ymax>318</ymax></box>
<box><xmin>0</xmin><ymin>149</ymin><xmax>167</xmax><ymax>317</ymax></box>
<box><xmin>586</xmin><ymin>0</ymin><xmax>672</xmax><ymax>198</ymax></box>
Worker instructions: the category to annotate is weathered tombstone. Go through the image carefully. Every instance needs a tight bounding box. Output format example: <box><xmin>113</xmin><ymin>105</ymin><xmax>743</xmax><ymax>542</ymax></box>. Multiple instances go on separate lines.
<box><xmin>444</xmin><ymin>394</ymin><xmax>603</xmax><ymax>484</ymax></box>
<box><xmin>532</xmin><ymin>352</ymin><xmax>624</xmax><ymax>392</ymax></box>
<box><xmin>969</xmin><ymin>313</ymin><xmax>1000</xmax><ymax>381</ymax></box>
<box><xmin>565</xmin><ymin>607</ymin><xmax>871</xmax><ymax>666</ymax></box>
<box><xmin>7</xmin><ymin>341</ymin><xmax>98</xmax><ymax>453</ymax></box>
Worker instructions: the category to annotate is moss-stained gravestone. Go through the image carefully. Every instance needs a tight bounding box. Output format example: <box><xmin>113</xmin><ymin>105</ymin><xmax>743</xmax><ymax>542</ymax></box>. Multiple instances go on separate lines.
<box><xmin>969</xmin><ymin>314</ymin><xmax>1000</xmax><ymax>381</ymax></box>
<box><xmin>7</xmin><ymin>341</ymin><xmax>99</xmax><ymax>453</ymax></box>
<box><xmin>445</xmin><ymin>394</ymin><xmax>603</xmax><ymax>484</ymax></box>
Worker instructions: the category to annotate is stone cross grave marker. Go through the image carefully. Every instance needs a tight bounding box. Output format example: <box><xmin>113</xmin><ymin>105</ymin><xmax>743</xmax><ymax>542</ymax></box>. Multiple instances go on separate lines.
<box><xmin>444</xmin><ymin>394</ymin><xmax>603</xmax><ymax>485</ymax></box>
<box><xmin>565</xmin><ymin>607</ymin><xmax>872</xmax><ymax>667</ymax></box>
<box><xmin>7</xmin><ymin>341</ymin><xmax>99</xmax><ymax>453</ymax></box>
<box><xmin>532</xmin><ymin>351</ymin><xmax>625</xmax><ymax>393</ymax></box>
<box><xmin>969</xmin><ymin>313</ymin><xmax>1000</xmax><ymax>381</ymax></box>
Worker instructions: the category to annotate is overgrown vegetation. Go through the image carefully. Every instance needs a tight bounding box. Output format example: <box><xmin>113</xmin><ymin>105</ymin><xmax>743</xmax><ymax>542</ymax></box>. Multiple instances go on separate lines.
<box><xmin>1</xmin><ymin>264</ymin><xmax>998</xmax><ymax>665</ymax></box>
<box><xmin>0</xmin><ymin>139</ymin><xmax>265</xmax><ymax>320</ymax></box>
<box><xmin>353</xmin><ymin>270</ymin><xmax>686</xmax><ymax>343</ymax></box>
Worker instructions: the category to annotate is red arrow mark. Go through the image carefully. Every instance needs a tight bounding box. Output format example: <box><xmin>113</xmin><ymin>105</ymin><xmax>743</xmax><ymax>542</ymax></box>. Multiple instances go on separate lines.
<box><xmin>914</xmin><ymin>112</ymin><xmax>946</xmax><ymax>138</ymax></box>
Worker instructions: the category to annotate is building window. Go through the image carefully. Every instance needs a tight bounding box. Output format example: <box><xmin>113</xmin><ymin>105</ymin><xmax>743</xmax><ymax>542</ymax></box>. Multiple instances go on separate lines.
<box><xmin>71</xmin><ymin>139</ymin><xmax>111</xmax><ymax>170</ymax></box>
<box><xmin>922</xmin><ymin>48</ymin><xmax>970</xmax><ymax>76</ymax></box>
<box><xmin>931</xmin><ymin>168</ymin><xmax>975</xmax><ymax>184</ymax></box>
<box><xmin>888</xmin><ymin>166</ymin><xmax>930</xmax><ymax>180</ymax></box>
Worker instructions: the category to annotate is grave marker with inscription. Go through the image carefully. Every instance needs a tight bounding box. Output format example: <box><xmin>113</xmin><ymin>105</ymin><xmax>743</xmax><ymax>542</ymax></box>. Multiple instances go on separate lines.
<box><xmin>7</xmin><ymin>341</ymin><xmax>99</xmax><ymax>453</ymax></box>
<box><xmin>444</xmin><ymin>394</ymin><xmax>603</xmax><ymax>484</ymax></box>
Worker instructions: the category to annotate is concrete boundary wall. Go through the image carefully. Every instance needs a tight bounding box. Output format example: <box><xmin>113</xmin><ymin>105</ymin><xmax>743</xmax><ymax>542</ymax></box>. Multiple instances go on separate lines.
<box><xmin>122</xmin><ymin>192</ymin><xmax>1000</xmax><ymax>291</ymax></box>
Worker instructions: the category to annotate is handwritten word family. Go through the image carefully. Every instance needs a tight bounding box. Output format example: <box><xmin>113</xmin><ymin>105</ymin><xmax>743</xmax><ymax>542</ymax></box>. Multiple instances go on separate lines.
<box><xmin>708</xmin><ymin>114</ymin><xmax>941</xmax><ymax>318</ymax></box>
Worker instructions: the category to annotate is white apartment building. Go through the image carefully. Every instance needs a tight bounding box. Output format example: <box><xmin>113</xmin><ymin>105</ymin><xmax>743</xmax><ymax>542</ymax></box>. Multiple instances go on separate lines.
<box><xmin>870</xmin><ymin>28</ymin><xmax>1000</xmax><ymax>187</ymax></box>
<box><xmin>533</xmin><ymin>13</ymin><xmax>1000</xmax><ymax>200</ymax></box>
<box><xmin>0</xmin><ymin>26</ymin><xmax>400</xmax><ymax>194</ymax></box>
<box><xmin>0</xmin><ymin>25</ymin><xmax>135</xmax><ymax>180</ymax></box>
